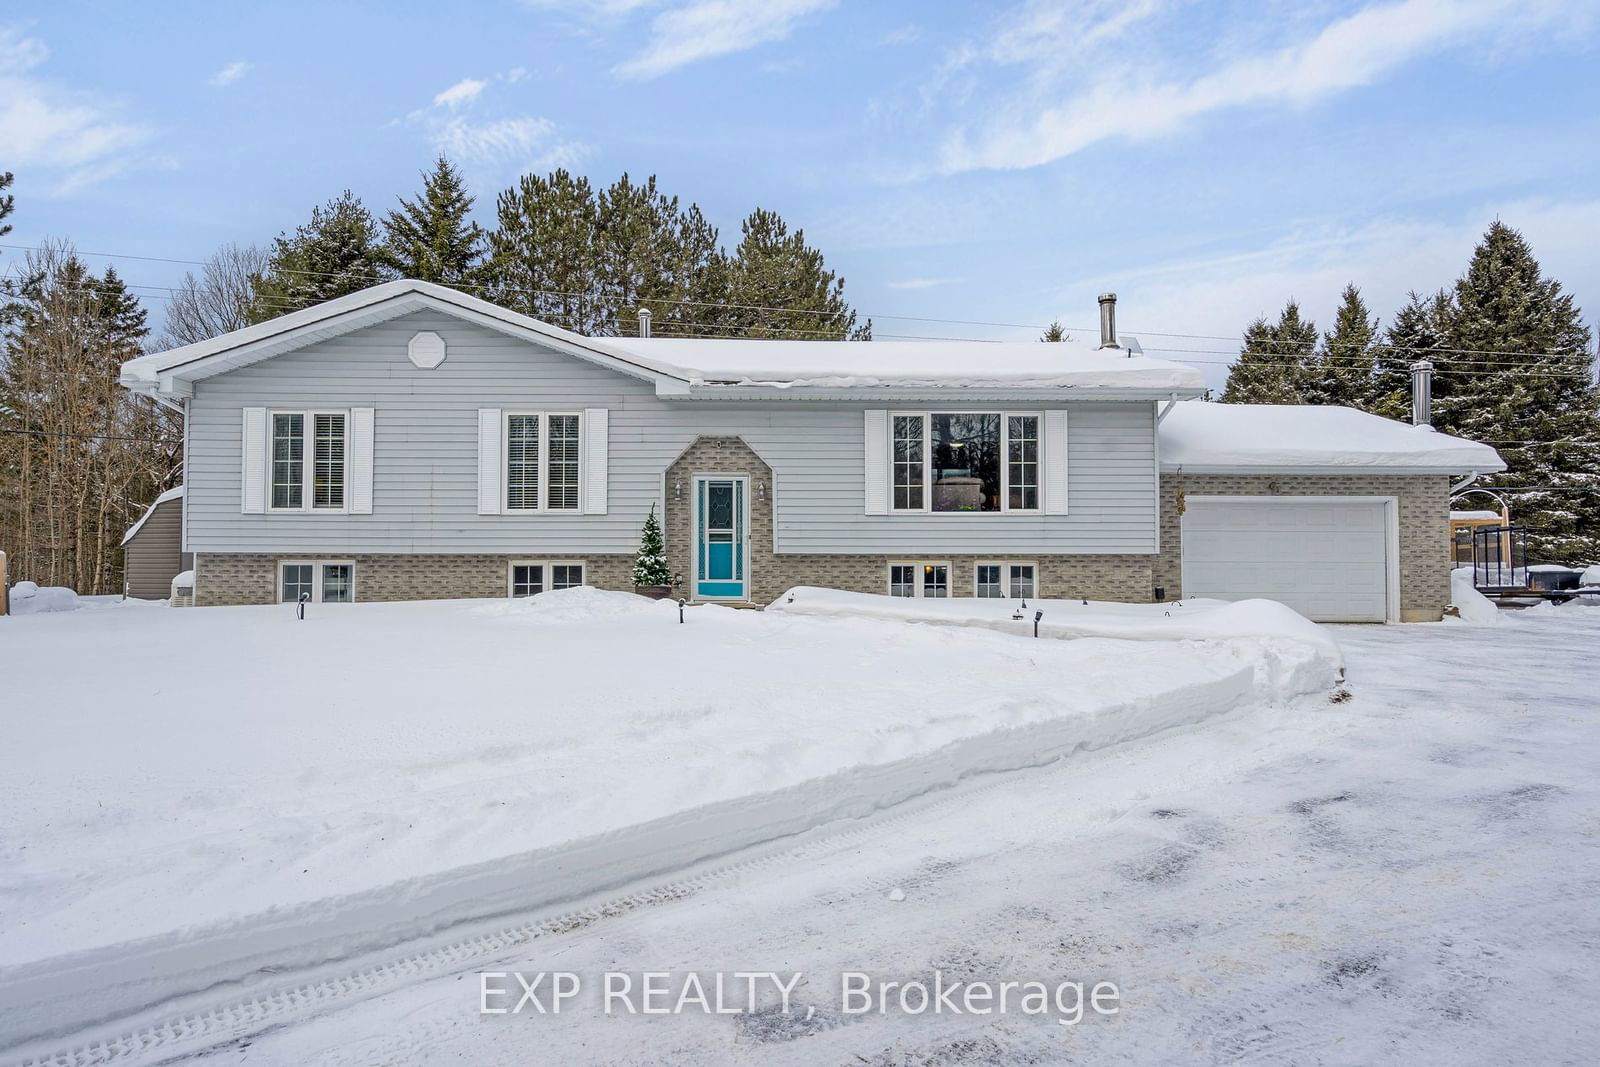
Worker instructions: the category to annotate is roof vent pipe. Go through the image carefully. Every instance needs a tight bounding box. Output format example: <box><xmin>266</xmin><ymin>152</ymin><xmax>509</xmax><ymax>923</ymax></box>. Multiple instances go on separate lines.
<box><xmin>1097</xmin><ymin>293</ymin><xmax>1117</xmax><ymax>349</ymax></box>
<box><xmin>638</xmin><ymin>308</ymin><xmax>652</xmax><ymax>338</ymax></box>
<box><xmin>1411</xmin><ymin>359</ymin><xmax>1434</xmax><ymax>428</ymax></box>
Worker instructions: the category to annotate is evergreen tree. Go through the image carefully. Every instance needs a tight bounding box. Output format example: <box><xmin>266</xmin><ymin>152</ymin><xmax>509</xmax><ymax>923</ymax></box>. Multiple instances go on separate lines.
<box><xmin>723</xmin><ymin>208</ymin><xmax>870</xmax><ymax>340</ymax></box>
<box><xmin>1040</xmin><ymin>320</ymin><xmax>1065</xmax><ymax>342</ymax></box>
<box><xmin>593</xmin><ymin>173</ymin><xmax>727</xmax><ymax>336</ymax></box>
<box><xmin>1220</xmin><ymin>300</ymin><xmax>1318</xmax><ymax>403</ymax></box>
<box><xmin>1437</xmin><ymin>222</ymin><xmax>1599</xmax><ymax>562</ymax></box>
<box><xmin>1311</xmin><ymin>283</ymin><xmax>1378</xmax><ymax>407</ymax></box>
<box><xmin>380</xmin><ymin>155</ymin><xmax>484</xmax><ymax>285</ymax></box>
<box><xmin>1370</xmin><ymin>290</ymin><xmax>1450</xmax><ymax>422</ymax></box>
<box><xmin>483</xmin><ymin>169</ymin><xmax>604</xmax><ymax>334</ymax></box>
<box><xmin>631</xmin><ymin>505</ymin><xmax>671</xmax><ymax>587</ymax></box>
<box><xmin>0</xmin><ymin>170</ymin><xmax>12</xmax><ymax>240</ymax></box>
<box><xmin>249</xmin><ymin>191</ymin><xmax>391</xmax><ymax>322</ymax></box>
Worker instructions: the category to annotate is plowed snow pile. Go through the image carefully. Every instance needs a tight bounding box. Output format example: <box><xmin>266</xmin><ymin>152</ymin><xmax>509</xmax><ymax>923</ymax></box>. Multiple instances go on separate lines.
<box><xmin>0</xmin><ymin>588</ymin><xmax>1338</xmax><ymax>1046</ymax></box>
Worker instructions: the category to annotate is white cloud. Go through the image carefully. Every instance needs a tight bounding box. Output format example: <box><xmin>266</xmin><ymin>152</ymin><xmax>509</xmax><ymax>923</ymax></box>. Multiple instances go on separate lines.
<box><xmin>887</xmin><ymin>277</ymin><xmax>958</xmax><ymax>290</ymax></box>
<box><xmin>209</xmin><ymin>60</ymin><xmax>251</xmax><ymax>87</ymax></box>
<box><xmin>432</xmin><ymin>77</ymin><xmax>487</xmax><ymax>109</ymax></box>
<box><xmin>1054</xmin><ymin>199</ymin><xmax>1600</xmax><ymax>391</ymax></box>
<box><xmin>0</xmin><ymin>25</ymin><xmax>150</xmax><ymax>194</ymax></box>
<box><xmin>614</xmin><ymin>0</ymin><xmax>836</xmax><ymax>80</ymax></box>
<box><xmin>938</xmin><ymin>0</ymin><xmax>1585</xmax><ymax>173</ymax></box>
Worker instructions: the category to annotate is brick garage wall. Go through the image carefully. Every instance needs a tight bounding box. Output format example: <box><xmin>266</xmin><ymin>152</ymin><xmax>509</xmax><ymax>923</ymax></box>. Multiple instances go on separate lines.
<box><xmin>194</xmin><ymin>552</ymin><xmax>634</xmax><ymax>606</ymax></box>
<box><xmin>1154</xmin><ymin>474</ymin><xmax>1451</xmax><ymax>622</ymax></box>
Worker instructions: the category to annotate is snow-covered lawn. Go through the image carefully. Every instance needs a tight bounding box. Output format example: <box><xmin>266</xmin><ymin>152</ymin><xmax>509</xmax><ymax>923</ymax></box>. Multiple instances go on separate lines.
<box><xmin>205</xmin><ymin>603</ymin><xmax>1600</xmax><ymax>1066</ymax></box>
<box><xmin>0</xmin><ymin>588</ymin><xmax>1335</xmax><ymax>1051</ymax></box>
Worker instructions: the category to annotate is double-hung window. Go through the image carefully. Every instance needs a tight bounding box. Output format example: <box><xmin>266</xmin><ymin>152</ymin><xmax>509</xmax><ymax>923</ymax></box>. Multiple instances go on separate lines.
<box><xmin>505</xmin><ymin>412</ymin><xmax>581</xmax><ymax>512</ymax></box>
<box><xmin>888</xmin><ymin>412</ymin><xmax>1041</xmax><ymax>513</ymax></box>
<box><xmin>270</xmin><ymin>410</ymin><xmax>347</xmax><ymax>512</ymax></box>
<box><xmin>976</xmin><ymin>562</ymin><xmax>1036</xmax><ymax>598</ymax></box>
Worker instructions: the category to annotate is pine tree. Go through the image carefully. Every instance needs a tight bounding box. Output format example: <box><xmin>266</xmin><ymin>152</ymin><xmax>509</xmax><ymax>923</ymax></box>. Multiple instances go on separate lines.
<box><xmin>1436</xmin><ymin>222</ymin><xmax>1599</xmax><ymax>562</ymax></box>
<box><xmin>631</xmin><ymin>504</ymin><xmax>671</xmax><ymax>587</ymax></box>
<box><xmin>1040</xmin><ymin>321</ymin><xmax>1065</xmax><ymax>342</ymax></box>
<box><xmin>1220</xmin><ymin>300</ymin><xmax>1318</xmax><ymax>403</ymax></box>
<box><xmin>0</xmin><ymin>170</ymin><xmax>12</xmax><ymax>240</ymax></box>
<box><xmin>593</xmin><ymin>173</ymin><xmax>728</xmax><ymax>336</ymax></box>
<box><xmin>1310</xmin><ymin>283</ymin><xmax>1378</xmax><ymax>407</ymax></box>
<box><xmin>249</xmin><ymin>191</ymin><xmax>391</xmax><ymax>322</ymax></box>
<box><xmin>380</xmin><ymin>156</ymin><xmax>484</xmax><ymax>285</ymax></box>
<box><xmin>1370</xmin><ymin>290</ymin><xmax>1450</xmax><ymax>422</ymax></box>
<box><xmin>482</xmin><ymin>169</ymin><xmax>604</xmax><ymax>334</ymax></box>
<box><xmin>723</xmin><ymin>208</ymin><xmax>870</xmax><ymax>340</ymax></box>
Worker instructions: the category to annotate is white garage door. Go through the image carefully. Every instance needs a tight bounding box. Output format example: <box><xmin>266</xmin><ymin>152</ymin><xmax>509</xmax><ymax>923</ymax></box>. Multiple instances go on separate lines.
<box><xmin>1181</xmin><ymin>498</ymin><xmax>1391</xmax><ymax>622</ymax></box>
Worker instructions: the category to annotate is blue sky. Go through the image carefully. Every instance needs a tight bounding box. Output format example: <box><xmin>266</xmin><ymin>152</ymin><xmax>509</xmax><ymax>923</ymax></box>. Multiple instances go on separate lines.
<box><xmin>3</xmin><ymin>0</ymin><xmax>1598</xmax><ymax>388</ymax></box>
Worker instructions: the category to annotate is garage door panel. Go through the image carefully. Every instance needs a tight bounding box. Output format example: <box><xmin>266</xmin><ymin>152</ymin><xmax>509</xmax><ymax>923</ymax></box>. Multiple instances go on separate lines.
<box><xmin>1181</xmin><ymin>498</ymin><xmax>1389</xmax><ymax>622</ymax></box>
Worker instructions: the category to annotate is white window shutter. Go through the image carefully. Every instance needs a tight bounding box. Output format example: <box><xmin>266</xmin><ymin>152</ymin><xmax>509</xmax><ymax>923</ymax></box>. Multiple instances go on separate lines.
<box><xmin>864</xmin><ymin>409</ymin><xmax>889</xmax><ymax>515</ymax></box>
<box><xmin>349</xmin><ymin>407</ymin><xmax>375</xmax><ymax>514</ymax></box>
<box><xmin>478</xmin><ymin>408</ymin><xmax>503</xmax><ymax>515</ymax></box>
<box><xmin>583</xmin><ymin>408</ymin><xmax>609</xmax><ymax>514</ymax></box>
<box><xmin>241</xmin><ymin>407</ymin><xmax>266</xmax><ymax>514</ymax></box>
<box><xmin>1044</xmin><ymin>409</ymin><xmax>1069</xmax><ymax>515</ymax></box>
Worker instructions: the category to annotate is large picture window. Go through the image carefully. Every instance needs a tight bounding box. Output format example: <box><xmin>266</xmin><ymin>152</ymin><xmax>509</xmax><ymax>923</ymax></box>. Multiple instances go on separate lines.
<box><xmin>504</xmin><ymin>412</ymin><xmax>581</xmax><ymax>512</ymax></box>
<box><xmin>889</xmin><ymin>412</ymin><xmax>1041</xmax><ymax>513</ymax></box>
<box><xmin>270</xmin><ymin>410</ymin><xmax>346</xmax><ymax>512</ymax></box>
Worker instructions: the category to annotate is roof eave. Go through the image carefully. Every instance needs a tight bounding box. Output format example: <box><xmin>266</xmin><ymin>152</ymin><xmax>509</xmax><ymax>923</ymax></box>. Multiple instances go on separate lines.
<box><xmin>1161</xmin><ymin>461</ymin><xmax>1508</xmax><ymax>476</ymax></box>
<box><xmin>670</xmin><ymin>383</ymin><xmax>1208</xmax><ymax>402</ymax></box>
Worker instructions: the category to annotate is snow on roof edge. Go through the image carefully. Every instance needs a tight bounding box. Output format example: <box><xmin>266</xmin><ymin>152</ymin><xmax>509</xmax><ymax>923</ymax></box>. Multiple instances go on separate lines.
<box><xmin>121</xmin><ymin>485</ymin><xmax>183</xmax><ymax>546</ymax></box>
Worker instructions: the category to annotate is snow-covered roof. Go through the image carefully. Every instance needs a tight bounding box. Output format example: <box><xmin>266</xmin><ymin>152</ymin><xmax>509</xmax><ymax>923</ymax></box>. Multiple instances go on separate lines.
<box><xmin>120</xmin><ymin>279</ymin><xmax>1205</xmax><ymax>401</ymax></box>
<box><xmin>1451</xmin><ymin>509</ymin><xmax>1502</xmax><ymax>520</ymax></box>
<box><xmin>603</xmin><ymin>337</ymin><xmax>1207</xmax><ymax>393</ymax></box>
<box><xmin>121</xmin><ymin>485</ymin><xmax>183</xmax><ymax>546</ymax></box>
<box><xmin>1159</xmin><ymin>402</ymin><xmax>1506</xmax><ymax>474</ymax></box>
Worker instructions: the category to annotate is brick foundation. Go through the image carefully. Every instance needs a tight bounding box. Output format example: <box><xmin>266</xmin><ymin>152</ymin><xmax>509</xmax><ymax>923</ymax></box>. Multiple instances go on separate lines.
<box><xmin>191</xmin><ymin>449</ymin><xmax>1451</xmax><ymax>620</ymax></box>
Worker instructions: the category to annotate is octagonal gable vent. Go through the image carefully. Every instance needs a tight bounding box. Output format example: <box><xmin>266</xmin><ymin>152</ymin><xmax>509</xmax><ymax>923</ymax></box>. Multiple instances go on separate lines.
<box><xmin>408</xmin><ymin>331</ymin><xmax>447</xmax><ymax>369</ymax></box>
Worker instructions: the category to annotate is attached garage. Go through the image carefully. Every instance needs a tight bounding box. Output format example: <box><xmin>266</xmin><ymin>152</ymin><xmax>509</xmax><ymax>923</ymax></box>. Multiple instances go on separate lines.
<box><xmin>1180</xmin><ymin>496</ymin><xmax>1396</xmax><ymax>622</ymax></box>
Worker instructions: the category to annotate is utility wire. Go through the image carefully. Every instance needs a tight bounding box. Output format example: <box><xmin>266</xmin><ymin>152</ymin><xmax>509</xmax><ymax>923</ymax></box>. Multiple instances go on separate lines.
<box><xmin>5</xmin><ymin>240</ymin><xmax>1594</xmax><ymax>363</ymax></box>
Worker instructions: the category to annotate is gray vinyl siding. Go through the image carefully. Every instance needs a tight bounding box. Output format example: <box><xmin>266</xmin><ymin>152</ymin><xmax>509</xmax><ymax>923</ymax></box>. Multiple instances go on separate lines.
<box><xmin>186</xmin><ymin>311</ymin><xmax>1160</xmax><ymax>556</ymax></box>
<box><xmin>122</xmin><ymin>496</ymin><xmax>185</xmax><ymax>598</ymax></box>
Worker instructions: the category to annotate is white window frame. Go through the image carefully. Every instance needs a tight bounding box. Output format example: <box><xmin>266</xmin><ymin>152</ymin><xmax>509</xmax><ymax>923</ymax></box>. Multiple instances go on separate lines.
<box><xmin>505</xmin><ymin>559</ymin><xmax>588</xmax><ymax>597</ymax></box>
<box><xmin>276</xmin><ymin>559</ymin><xmax>357</xmax><ymax>604</ymax></box>
<box><xmin>503</xmin><ymin>411</ymin><xmax>583</xmax><ymax>513</ymax></box>
<box><xmin>267</xmin><ymin>409</ymin><xmax>351</xmax><ymax>514</ymax></box>
<box><xmin>886</xmin><ymin>560</ymin><xmax>954</xmax><ymax>598</ymax></box>
<box><xmin>973</xmin><ymin>560</ymin><xmax>1038</xmax><ymax>598</ymax></box>
<box><xmin>887</xmin><ymin>410</ymin><xmax>1043</xmax><ymax>515</ymax></box>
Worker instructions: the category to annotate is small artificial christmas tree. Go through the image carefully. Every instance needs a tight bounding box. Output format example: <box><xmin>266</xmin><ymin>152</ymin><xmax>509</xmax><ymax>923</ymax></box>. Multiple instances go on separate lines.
<box><xmin>631</xmin><ymin>505</ymin><xmax>672</xmax><ymax>589</ymax></box>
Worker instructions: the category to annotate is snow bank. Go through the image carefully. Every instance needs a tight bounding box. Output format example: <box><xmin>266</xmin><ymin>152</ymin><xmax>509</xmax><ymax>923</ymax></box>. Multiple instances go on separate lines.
<box><xmin>767</xmin><ymin>587</ymin><xmax>1343</xmax><ymax>696</ymax></box>
<box><xmin>0</xmin><ymin>595</ymin><xmax>1320</xmax><ymax>1046</ymax></box>
<box><xmin>6</xmin><ymin>581</ymin><xmax>80</xmax><ymax>615</ymax></box>
<box><xmin>470</xmin><ymin>584</ymin><xmax>677</xmax><ymax>624</ymax></box>
<box><xmin>1582</xmin><ymin>564</ymin><xmax>1600</xmax><ymax>588</ymax></box>
<box><xmin>1449</xmin><ymin>567</ymin><xmax>1501</xmax><ymax>625</ymax></box>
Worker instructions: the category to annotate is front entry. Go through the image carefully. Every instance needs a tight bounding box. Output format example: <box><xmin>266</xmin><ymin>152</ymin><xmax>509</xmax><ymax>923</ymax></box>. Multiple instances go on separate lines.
<box><xmin>693</xmin><ymin>475</ymin><xmax>748</xmax><ymax>600</ymax></box>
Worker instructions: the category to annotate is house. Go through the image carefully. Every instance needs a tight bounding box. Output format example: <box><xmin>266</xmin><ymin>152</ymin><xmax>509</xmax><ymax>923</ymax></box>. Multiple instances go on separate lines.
<box><xmin>119</xmin><ymin>280</ymin><xmax>1504</xmax><ymax>622</ymax></box>
<box><xmin>119</xmin><ymin>485</ymin><xmax>190</xmax><ymax>599</ymax></box>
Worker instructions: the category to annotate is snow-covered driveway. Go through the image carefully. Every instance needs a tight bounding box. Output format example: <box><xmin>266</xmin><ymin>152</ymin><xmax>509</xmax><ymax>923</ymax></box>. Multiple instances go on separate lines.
<box><xmin>0</xmin><ymin>589</ymin><xmax>1334</xmax><ymax>1056</ymax></box>
<box><xmin>215</xmin><ymin>608</ymin><xmax>1599</xmax><ymax>1065</ymax></box>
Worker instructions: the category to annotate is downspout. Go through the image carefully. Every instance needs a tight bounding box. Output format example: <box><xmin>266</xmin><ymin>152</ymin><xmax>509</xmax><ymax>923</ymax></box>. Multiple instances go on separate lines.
<box><xmin>1450</xmin><ymin>470</ymin><xmax>1481</xmax><ymax>495</ymax></box>
<box><xmin>1155</xmin><ymin>393</ymin><xmax>1180</xmax><ymax>424</ymax></box>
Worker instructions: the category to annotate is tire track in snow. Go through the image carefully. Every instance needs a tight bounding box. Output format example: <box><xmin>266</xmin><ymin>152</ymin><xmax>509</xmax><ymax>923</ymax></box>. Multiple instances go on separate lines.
<box><xmin>3</xmin><ymin>730</ymin><xmax>1133</xmax><ymax>1067</ymax></box>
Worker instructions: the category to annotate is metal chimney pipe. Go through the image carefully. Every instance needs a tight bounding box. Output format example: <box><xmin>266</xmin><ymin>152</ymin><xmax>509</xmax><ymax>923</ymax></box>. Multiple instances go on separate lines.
<box><xmin>1411</xmin><ymin>359</ymin><xmax>1434</xmax><ymax>427</ymax></box>
<box><xmin>638</xmin><ymin>308</ymin><xmax>652</xmax><ymax>338</ymax></box>
<box><xmin>1097</xmin><ymin>293</ymin><xmax>1117</xmax><ymax>348</ymax></box>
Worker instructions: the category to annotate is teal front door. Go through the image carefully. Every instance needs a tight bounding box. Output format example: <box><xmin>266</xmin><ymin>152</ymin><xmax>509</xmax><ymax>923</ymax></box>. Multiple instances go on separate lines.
<box><xmin>694</xmin><ymin>476</ymin><xmax>747</xmax><ymax>599</ymax></box>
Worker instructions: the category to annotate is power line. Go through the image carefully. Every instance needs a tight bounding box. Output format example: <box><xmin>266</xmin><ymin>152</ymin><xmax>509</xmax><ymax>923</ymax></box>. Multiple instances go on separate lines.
<box><xmin>5</xmin><ymin>240</ymin><xmax>1594</xmax><ymax>363</ymax></box>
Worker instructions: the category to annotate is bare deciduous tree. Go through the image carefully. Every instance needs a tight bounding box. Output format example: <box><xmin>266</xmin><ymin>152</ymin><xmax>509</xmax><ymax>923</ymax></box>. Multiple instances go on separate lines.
<box><xmin>161</xmin><ymin>242</ymin><xmax>270</xmax><ymax>347</ymax></box>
